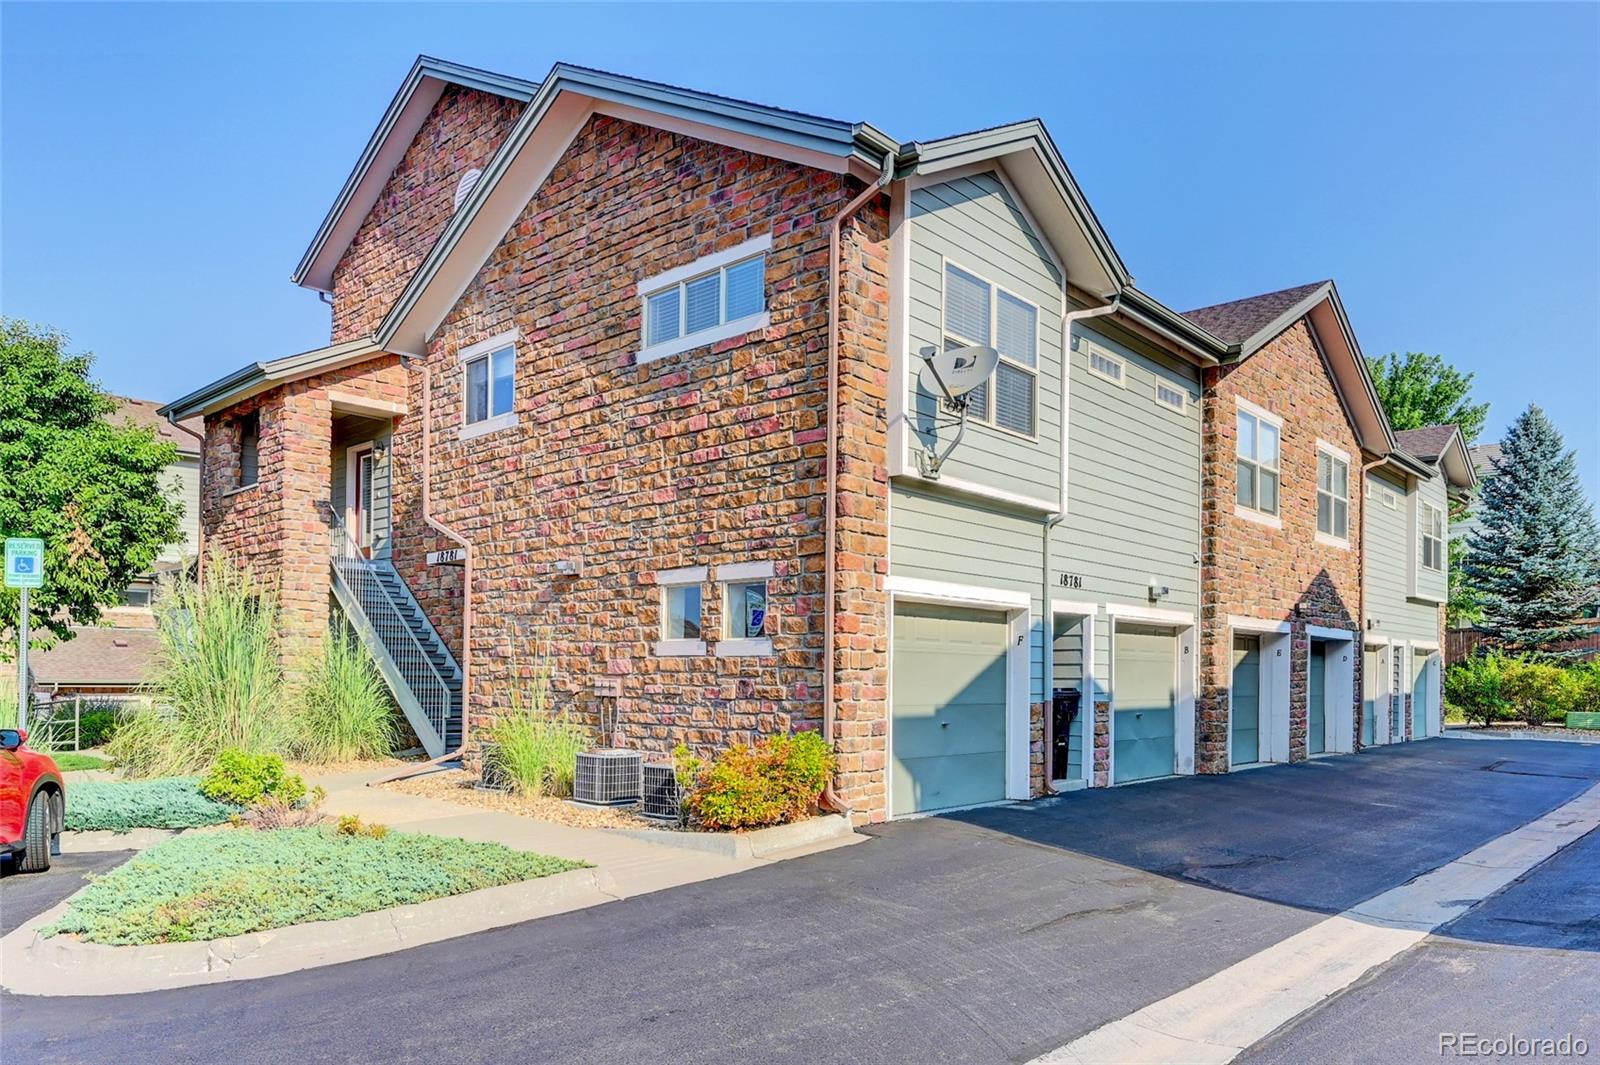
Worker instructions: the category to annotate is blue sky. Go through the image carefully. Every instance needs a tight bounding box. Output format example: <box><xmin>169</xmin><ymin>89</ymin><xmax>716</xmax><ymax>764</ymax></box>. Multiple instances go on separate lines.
<box><xmin>4</xmin><ymin>2</ymin><xmax>1597</xmax><ymax>495</ymax></box>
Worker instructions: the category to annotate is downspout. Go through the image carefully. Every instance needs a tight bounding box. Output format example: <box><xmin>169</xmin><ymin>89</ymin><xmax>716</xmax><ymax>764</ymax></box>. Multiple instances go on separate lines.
<box><xmin>821</xmin><ymin>154</ymin><xmax>894</xmax><ymax>817</ymax></box>
<box><xmin>371</xmin><ymin>358</ymin><xmax>475</xmax><ymax>784</ymax></box>
<box><xmin>1041</xmin><ymin>293</ymin><xmax>1123</xmax><ymax>793</ymax></box>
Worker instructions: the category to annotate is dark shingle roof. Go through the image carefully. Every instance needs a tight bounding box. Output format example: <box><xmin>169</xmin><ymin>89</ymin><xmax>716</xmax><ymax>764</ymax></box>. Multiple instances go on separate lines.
<box><xmin>31</xmin><ymin>626</ymin><xmax>160</xmax><ymax>687</ymax></box>
<box><xmin>1470</xmin><ymin>443</ymin><xmax>1503</xmax><ymax>474</ymax></box>
<box><xmin>1394</xmin><ymin>425</ymin><xmax>1460</xmax><ymax>463</ymax></box>
<box><xmin>1182</xmin><ymin>281</ymin><xmax>1330</xmax><ymax>346</ymax></box>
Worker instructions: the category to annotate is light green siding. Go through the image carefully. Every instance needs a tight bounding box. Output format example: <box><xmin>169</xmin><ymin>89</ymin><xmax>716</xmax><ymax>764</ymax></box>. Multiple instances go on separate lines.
<box><xmin>906</xmin><ymin>172</ymin><xmax>1063</xmax><ymax>502</ymax></box>
<box><xmin>157</xmin><ymin>456</ymin><xmax>200</xmax><ymax>564</ymax></box>
<box><xmin>1363</xmin><ymin>467</ymin><xmax>1445</xmax><ymax>644</ymax></box>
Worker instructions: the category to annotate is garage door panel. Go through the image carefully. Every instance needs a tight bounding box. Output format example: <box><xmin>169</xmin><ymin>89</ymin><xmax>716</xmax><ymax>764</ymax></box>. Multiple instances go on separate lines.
<box><xmin>1231</xmin><ymin>635</ymin><xmax>1261</xmax><ymax>766</ymax></box>
<box><xmin>1113</xmin><ymin>626</ymin><xmax>1177</xmax><ymax>784</ymax></box>
<box><xmin>1308</xmin><ymin>642</ymin><xmax>1327</xmax><ymax>754</ymax></box>
<box><xmin>892</xmin><ymin>603</ymin><xmax>1008</xmax><ymax>816</ymax></box>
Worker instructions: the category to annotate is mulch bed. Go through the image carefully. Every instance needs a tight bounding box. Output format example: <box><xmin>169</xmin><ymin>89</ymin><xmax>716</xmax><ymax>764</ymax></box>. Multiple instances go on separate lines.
<box><xmin>381</xmin><ymin>768</ymin><xmax>665</xmax><ymax>831</ymax></box>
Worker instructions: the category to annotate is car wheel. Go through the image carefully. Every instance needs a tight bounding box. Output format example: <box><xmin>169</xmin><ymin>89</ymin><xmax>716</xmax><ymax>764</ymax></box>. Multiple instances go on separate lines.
<box><xmin>20</xmin><ymin>793</ymin><xmax>52</xmax><ymax>873</ymax></box>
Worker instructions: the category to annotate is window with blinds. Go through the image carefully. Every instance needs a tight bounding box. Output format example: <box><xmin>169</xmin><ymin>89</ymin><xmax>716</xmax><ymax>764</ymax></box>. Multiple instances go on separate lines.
<box><xmin>940</xmin><ymin>262</ymin><xmax>1039</xmax><ymax>436</ymax></box>
<box><xmin>640</xmin><ymin>239</ymin><xmax>768</xmax><ymax>362</ymax></box>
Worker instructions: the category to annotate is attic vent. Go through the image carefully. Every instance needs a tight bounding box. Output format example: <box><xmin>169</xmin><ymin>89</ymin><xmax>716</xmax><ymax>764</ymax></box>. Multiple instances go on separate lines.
<box><xmin>453</xmin><ymin>168</ymin><xmax>483</xmax><ymax>211</ymax></box>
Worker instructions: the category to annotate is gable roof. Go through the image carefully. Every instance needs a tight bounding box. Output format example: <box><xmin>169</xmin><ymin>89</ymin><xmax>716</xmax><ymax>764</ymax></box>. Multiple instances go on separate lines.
<box><xmin>1396</xmin><ymin>424</ymin><xmax>1477</xmax><ymax>490</ymax></box>
<box><xmin>111</xmin><ymin>396</ymin><xmax>202</xmax><ymax>456</ymax></box>
<box><xmin>158</xmin><ymin>336</ymin><xmax>384</xmax><ymax>422</ymax></box>
<box><xmin>292</xmin><ymin>56</ymin><xmax>540</xmax><ymax>294</ymax></box>
<box><xmin>32</xmin><ymin>625</ymin><xmax>160</xmax><ymax>688</ymax></box>
<box><xmin>1182</xmin><ymin>282</ymin><xmax>1330</xmax><ymax>349</ymax></box>
<box><xmin>1469</xmin><ymin>442</ymin><xmax>1502</xmax><ymax>475</ymax></box>
<box><xmin>377</xmin><ymin>61</ymin><xmax>900</xmax><ymax>356</ymax></box>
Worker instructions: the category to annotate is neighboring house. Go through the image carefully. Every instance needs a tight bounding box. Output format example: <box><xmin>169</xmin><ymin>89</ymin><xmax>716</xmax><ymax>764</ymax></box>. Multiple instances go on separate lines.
<box><xmin>29</xmin><ymin>397</ymin><xmax>199</xmax><ymax>703</ymax></box>
<box><xmin>161</xmin><ymin>57</ymin><xmax>1467</xmax><ymax>822</ymax></box>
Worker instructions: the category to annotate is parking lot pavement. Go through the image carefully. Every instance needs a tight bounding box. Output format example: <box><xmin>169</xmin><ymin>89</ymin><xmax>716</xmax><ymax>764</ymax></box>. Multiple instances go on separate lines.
<box><xmin>4</xmin><ymin>739</ymin><xmax>1597</xmax><ymax>1065</ymax></box>
<box><xmin>0</xmin><ymin>851</ymin><xmax>133</xmax><ymax>937</ymax></box>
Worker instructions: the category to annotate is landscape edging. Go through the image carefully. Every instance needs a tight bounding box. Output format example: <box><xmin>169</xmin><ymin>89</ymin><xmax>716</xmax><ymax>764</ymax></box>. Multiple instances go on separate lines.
<box><xmin>610</xmin><ymin>813</ymin><xmax>854</xmax><ymax>859</ymax></box>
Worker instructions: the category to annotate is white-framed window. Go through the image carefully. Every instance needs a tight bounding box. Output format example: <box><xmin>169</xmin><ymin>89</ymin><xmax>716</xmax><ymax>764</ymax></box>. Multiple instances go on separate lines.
<box><xmin>715</xmin><ymin>561</ymin><xmax>775</xmax><ymax>656</ymax></box>
<box><xmin>1316</xmin><ymin>444</ymin><xmax>1350</xmax><ymax>542</ymax></box>
<box><xmin>458</xmin><ymin>331</ymin><xmax>518</xmax><ymax>439</ymax></box>
<box><xmin>655</xmin><ymin>566</ymin><xmax>707</xmax><ymax>656</ymax></box>
<box><xmin>638</xmin><ymin>234</ymin><xmax>771</xmax><ymax>364</ymax></box>
<box><xmin>1420</xmin><ymin>500</ymin><xmax>1445</xmax><ymax>571</ymax></box>
<box><xmin>1235</xmin><ymin>401</ymin><xmax>1282</xmax><ymax>517</ymax></box>
<box><xmin>941</xmin><ymin>261</ymin><xmax>1039</xmax><ymax>437</ymax></box>
<box><xmin>1085</xmin><ymin>343</ymin><xmax>1125</xmax><ymax>387</ymax></box>
<box><xmin>1155</xmin><ymin>381</ymin><xmax>1187</xmax><ymax>413</ymax></box>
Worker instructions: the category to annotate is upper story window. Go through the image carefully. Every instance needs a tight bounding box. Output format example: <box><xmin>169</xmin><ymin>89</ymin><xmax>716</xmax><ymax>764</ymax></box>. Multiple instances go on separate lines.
<box><xmin>943</xmin><ymin>262</ymin><xmax>1038</xmax><ymax>437</ymax></box>
<box><xmin>237</xmin><ymin>412</ymin><xmax>259</xmax><ymax>488</ymax></box>
<box><xmin>1155</xmin><ymin>381</ymin><xmax>1187</xmax><ymax>413</ymax></box>
<box><xmin>1420</xmin><ymin>500</ymin><xmax>1445</xmax><ymax>571</ymax></box>
<box><xmin>638</xmin><ymin>234</ymin><xmax>771</xmax><ymax>364</ymax></box>
<box><xmin>1317</xmin><ymin>444</ymin><xmax>1350</xmax><ymax>542</ymax></box>
<box><xmin>458</xmin><ymin>331</ymin><xmax>518</xmax><ymax>440</ymax></box>
<box><xmin>1235</xmin><ymin>402</ymin><xmax>1281</xmax><ymax>517</ymax></box>
<box><xmin>1085</xmin><ymin>344</ymin><xmax>1125</xmax><ymax>387</ymax></box>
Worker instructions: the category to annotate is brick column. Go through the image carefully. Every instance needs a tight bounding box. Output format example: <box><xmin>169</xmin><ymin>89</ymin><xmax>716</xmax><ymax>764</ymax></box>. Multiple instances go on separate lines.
<box><xmin>275</xmin><ymin>385</ymin><xmax>334</xmax><ymax>665</ymax></box>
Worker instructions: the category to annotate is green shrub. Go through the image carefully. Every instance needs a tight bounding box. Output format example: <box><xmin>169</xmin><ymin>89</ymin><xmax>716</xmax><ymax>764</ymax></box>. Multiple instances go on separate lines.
<box><xmin>1445</xmin><ymin>652</ymin><xmax>1510</xmax><ymax>727</ymax></box>
<box><xmin>200</xmin><ymin>749</ymin><xmax>307</xmax><ymax>807</ymax></box>
<box><xmin>1567</xmin><ymin>657</ymin><xmax>1600</xmax><ymax>714</ymax></box>
<box><xmin>77</xmin><ymin>703</ymin><xmax>123</xmax><ymax>748</ymax></box>
<box><xmin>64</xmin><ymin>778</ymin><xmax>237</xmax><ymax>832</ymax></box>
<box><xmin>682</xmin><ymin>731</ymin><xmax>836</xmax><ymax>831</ymax></box>
<box><xmin>108</xmin><ymin>555</ymin><xmax>287</xmax><ymax>776</ymax></box>
<box><xmin>42</xmin><ymin>826</ymin><xmax>588</xmax><ymax>945</ymax></box>
<box><xmin>292</xmin><ymin>624</ymin><xmax>396</xmax><ymax>764</ymax></box>
<box><xmin>52</xmin><ymin>752</ymin><xmax>109</xmax><ymax>772</ymax></box>
<box><xmin>1501</xmin><ymin>658</ymin><xmax>1577</xmax><ymax>727</ymax></box>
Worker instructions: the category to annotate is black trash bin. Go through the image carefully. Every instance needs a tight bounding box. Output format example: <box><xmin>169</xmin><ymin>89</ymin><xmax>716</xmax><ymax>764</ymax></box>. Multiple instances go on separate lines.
<box><xmin>1051</xmin><ymin>688</ymin><xmax>1081</xmax><ymax>783</ymax></box>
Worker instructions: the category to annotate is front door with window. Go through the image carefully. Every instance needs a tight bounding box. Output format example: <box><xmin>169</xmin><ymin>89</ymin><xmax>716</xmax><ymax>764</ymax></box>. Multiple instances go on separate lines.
<box><xmin>347</xmin><ymin>443</ymin><xmax>375</xmax><ymax>558</ymax></box>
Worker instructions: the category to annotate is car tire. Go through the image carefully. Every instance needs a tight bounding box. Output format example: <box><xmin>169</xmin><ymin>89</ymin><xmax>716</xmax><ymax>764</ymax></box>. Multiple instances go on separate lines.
<box><xmin>20</xmin><ymin>793</ymin><xmax>52</xmax><ymax>873</ymax></box>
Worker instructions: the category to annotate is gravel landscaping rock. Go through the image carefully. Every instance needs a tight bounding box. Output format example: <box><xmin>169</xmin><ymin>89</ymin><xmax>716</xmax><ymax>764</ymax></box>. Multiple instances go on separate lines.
<box><xmin>382</xmin><ymin>768</ymin><xmax>665</xmax><ymax>830</ymax></box>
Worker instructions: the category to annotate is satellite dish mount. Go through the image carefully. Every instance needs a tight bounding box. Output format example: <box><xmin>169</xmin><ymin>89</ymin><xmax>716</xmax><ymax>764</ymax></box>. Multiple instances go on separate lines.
<box><xmin>915</xmin><ymin>344</ymin><xmax>999</xmax><ymax>479</ymax></box>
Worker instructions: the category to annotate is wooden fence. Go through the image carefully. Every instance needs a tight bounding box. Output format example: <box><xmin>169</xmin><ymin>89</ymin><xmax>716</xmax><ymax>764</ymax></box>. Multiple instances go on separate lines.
<box><xmin>1447</xmin><ymin>627</ymin><xmax>1600</xmax><ymax>663</ymax></box>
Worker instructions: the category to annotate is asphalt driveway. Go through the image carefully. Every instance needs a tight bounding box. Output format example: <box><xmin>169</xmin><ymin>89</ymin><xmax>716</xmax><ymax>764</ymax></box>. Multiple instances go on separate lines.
<box><xmin>3</xmin><ymin>737</ymin><xmax>1596</xmax><ymax>1065</ymax></box>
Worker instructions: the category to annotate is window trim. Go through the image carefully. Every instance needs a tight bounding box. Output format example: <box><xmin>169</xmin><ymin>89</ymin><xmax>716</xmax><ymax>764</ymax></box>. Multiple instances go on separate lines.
<box><xmin>236</xmin><ymin>411</ymin><xmax>260</xmax><ymax>489</ymax></box>
<box><xmin>1083</xmin><ymin>340</ymin><xmax>1127</xmax><ymax>388</ymax></box>
<box><xmin>655</xmin><ymin>566</ymin><xmax>708</xmax><ymax>656</ymax></box>
<box><xmin>1153</xmin><ymin>379</ymin><xmax>1188</xmax><ymax>414</ymax></box>
<box><xmin>637</xmin><ymin>234</ymin><xmax>773</xmax><ymax>365</ymax></box>
<box><xmin>1315</xmin><ymin>441</ymin><xmax>1351</xmax><ymax>548</ymax></box>
<box><xmin>715</xmin><ymin>560</ymin><xmax>775</xmax><ymax>656</ymax></box>
<box><xmin>1420</xmin><ymin>499</ymin><xmax>1445</xmax><ymax>572</ymax></box>
<box><xmin>938</xmin><ymin>257</ymin><xmax>1042</xmax><ymax>441</ymax></box>
<box><xmin>1234</xmin><ymin>397</ymin><xmax>1284</xmax><ymax>519</ymax></box>
<box><xmin>457</xmin><ymin>330</ymin><xmax>519</xmax><ymax>440</ymax></box>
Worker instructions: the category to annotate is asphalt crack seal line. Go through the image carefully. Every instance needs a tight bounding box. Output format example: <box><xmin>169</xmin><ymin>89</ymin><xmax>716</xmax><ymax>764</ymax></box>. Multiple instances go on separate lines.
<box><xmin>1030</xmin><ymin>782</ymin><xmax>1600</xmax><ymax>1065</ymax></box>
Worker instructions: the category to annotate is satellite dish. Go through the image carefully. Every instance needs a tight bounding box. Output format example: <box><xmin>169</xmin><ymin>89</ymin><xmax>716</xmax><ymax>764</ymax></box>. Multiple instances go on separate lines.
<box><xmin>918</xmin><ymin>344</ymin><xmax>998</xmax><ymax>403</ymax></box>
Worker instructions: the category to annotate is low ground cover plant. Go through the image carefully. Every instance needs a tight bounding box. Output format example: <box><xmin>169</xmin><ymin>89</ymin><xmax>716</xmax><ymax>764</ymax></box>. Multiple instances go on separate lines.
<box><xmin>43</xmin><ymin>827</ymin><xmax>588</xmax><ymax>945</ymax></box>
<box><xmin>199</xmin><ymin>749</ymin><xmax>307</xmax><ymax>807</ymax></box>
<box><xmin>64</xmin><ymin>778</ymin><xmax>237</xmax><ymax>833</ymax></box>
<box><xmin>677</xmin><ymin>731</ymin><xmax>835</xmax><ymax>831</ymax></box>
<box><xmin>293</xmin><ymin>625</ymin><xmax>397</xmax><ymax>764</ymax></box>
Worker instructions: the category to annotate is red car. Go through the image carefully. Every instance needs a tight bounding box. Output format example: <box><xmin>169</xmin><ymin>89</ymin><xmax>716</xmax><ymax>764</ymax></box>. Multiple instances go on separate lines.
<box><xmin>1</xmin><ymin>728</ymin><xmax>64</xmax><ymax>873</ymax></box>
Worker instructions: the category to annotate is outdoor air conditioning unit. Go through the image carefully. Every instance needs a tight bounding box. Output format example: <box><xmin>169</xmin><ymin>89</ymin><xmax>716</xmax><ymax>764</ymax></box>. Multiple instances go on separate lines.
<box><xmin>640</xmin><ymin>762</ymin><xmax>680</xmax><ymax>821</ymax></box>
<box><xmin>573</xmin><ymin>749</ymin><xmax>643</xmax><ymax>806</ymax></box>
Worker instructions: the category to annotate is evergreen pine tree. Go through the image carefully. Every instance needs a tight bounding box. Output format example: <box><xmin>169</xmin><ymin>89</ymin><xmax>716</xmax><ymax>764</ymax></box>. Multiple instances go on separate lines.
<box><xmin>1463</xmin><ymin>405</ymin><xmax>1600</xmax><ymax>651</ymax></box>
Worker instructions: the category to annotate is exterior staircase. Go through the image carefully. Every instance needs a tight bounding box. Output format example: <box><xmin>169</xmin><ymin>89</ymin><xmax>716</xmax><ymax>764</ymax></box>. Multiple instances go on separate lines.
<box><xmin>322</xmin><ymin>503</ymin><xmax>462</xmax><ymax>757</ymax></box>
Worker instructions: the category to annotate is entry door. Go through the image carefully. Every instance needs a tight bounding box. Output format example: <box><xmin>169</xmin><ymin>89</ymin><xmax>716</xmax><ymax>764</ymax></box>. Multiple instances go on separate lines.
<box><xmin>1308</xmin><ymin>642</ymin><xmax>1327</xmax><ymax>755</ymax></box>
<box><xmin>347</xmin><ymin>444</ymin><xmax>375</xmax><ymax>558</ymax></box>
<box><xmin>1412</xmin><ymin>654</ymin><xmax>1431</xmax><ymax>739</ymax></box>
<box><xmin>1231</xmin><ymin>635</ymin><xmax>1262</xmax><ymax>766</ymax></box>
<box><xmin>891</xmin><ymin>603</ymin><xmax>1008</xmax><ymax>816</ymax></box>
<box><xmin>1114</xmin><ymin>626</ymin><xmax>1177</xmax><ymax>784</ymax></box>
<box><xmin>1362</xmin><ymin>647</ymin><xmax>1379</xmax><ymax>746</ymax></box>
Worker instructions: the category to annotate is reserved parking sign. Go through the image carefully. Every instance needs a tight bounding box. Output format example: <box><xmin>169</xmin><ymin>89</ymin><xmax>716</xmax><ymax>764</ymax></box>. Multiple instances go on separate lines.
<box><xmin>4</xmin><ymin>538</ymin><xmax>45</xmax><ymax>589</ymax></box>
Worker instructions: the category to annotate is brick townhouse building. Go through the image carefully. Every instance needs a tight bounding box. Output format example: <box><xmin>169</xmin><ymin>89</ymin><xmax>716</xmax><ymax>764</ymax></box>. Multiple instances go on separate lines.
<box><xmin>163</xmin><ymin>57</ymin><xmax>1473</xmax><ymax>822</ymax></box>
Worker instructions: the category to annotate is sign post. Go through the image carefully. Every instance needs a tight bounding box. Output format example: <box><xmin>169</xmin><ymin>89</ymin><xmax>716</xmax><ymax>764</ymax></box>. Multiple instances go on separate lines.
<box><xmin>5</xmin><ymin>538</ymin><xmax>45</xmax><ymax>732</ymax></box>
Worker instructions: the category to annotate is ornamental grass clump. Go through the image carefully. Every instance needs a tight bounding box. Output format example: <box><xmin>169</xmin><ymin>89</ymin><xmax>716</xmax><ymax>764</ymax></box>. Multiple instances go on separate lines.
<box><xmin>484</xmin><ymin>635</ymin><xmax>589</xmax><ymax>797</ymax></box>
<box><xmin>292</xmin><ymin>624</ymin><xmax>397</xmax><ymax>764</ymax></box>
<box><xmin>679</xmin><ymin>731</ymin><xmax>835</xmax><ymax>831</ymax></box>
<box><xmin>109</xmin><ymin>555</ymin><xmax>287</xmax><ymax>776</ymax></box>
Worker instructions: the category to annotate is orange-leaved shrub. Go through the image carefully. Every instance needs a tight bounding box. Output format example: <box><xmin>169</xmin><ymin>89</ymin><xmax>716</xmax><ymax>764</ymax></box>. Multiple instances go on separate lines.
<box><xmin>678</xmin><ymin>731</ymin><xmax>835</xmax><ymax>831</ymax></box>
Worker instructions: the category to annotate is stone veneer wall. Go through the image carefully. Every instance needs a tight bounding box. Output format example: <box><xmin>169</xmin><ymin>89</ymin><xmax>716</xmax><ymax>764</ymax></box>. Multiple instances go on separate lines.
<box><xmin>330</xmin><ymin>86</ymin><xmax>523</xmax><ymax>343</ymax></box>
<box><xmin>1198</xmin><ymin>319</ymin><xmax>1365</xmax><ymax>771</ymax></box>
<box><xmin>400</xmin><ymin>114</ymin><xmax>894</xmax><ymax>817</ymax></box>
<box><xmin>201</xmin><ymin>357</ymin><xmax>410</xmax><ymax>663</ymax></box>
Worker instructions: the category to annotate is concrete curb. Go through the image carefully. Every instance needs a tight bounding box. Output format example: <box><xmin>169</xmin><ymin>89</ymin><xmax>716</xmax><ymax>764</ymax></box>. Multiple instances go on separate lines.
<box><xmin>610</xmin><ymin>814</ymin><xmax>855</xmax><ymax>859</ymax></box>
<box><xmin>2</xmin><ymin>867</ymin><xmax>609</xmax><ymax>997</ymax></box>
<box><xmin>1442</xmin><ymin>727</ymin><xmax>1600</xmax><ymax>745</ymax></box>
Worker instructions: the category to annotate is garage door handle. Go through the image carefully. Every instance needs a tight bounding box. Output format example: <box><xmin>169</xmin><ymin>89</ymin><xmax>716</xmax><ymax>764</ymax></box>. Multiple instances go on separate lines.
<box><xmin>940</xmin><ymin>722</ymin><xmax>949</xmax><ymax>728</ymax></box>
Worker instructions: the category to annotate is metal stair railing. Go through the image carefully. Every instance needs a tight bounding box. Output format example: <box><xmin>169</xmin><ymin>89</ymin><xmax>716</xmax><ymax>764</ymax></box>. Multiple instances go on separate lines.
<box><xmin>320</xmin><ymin>501</ymin><xmax>455</xmax><ymax>752</ymax></box>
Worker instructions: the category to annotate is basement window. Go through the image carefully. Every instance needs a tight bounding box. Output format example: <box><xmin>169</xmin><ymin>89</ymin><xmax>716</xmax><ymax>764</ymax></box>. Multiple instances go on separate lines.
<box><xmin>638</xmin><ymin>235</ymin><xmax>771</xmax><ymax>364</ymax></box>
